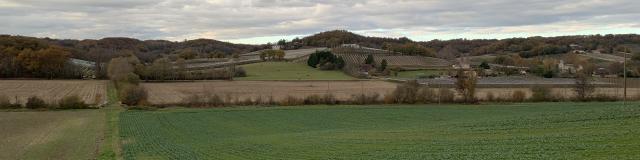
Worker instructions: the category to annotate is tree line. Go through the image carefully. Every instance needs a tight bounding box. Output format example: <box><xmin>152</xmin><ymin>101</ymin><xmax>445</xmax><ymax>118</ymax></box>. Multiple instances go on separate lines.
<box><xmin>290</xmin><ymin>30</ymin><xmax>640</xmax><ymax>59</ymax></box>
<box><xmin>0</xmin><ymin>36</ymin><xmax>82</xmax><ymax>78</ymax></box>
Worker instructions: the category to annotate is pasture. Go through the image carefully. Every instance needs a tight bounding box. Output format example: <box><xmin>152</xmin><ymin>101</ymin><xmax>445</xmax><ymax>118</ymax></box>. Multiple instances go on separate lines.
<box><xmin>142</xmin><ymin>80</ymin><xmax>395</xmax><ymax>105</ymax></box>
<box><xmin>0</xmin><ymin>110</ymin><xmax>105</xmax><ymax>159</ymax></box>
<box><xmin>119</xmin><ymin>102</ymin><xmax>640</xmax><ymax>159</ymax></box>
<box><xmin>236</xmin><ymin>62</ymin><xmax>354</xmax><ymax>80</ymax></box>
<box><xmin>0</xmin><ymin>80</ymin><xmax>107</xmax><ymax>105</ymax></box>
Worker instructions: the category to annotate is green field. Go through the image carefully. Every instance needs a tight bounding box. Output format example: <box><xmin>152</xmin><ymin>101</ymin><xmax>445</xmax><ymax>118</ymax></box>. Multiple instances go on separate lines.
<box><xmin>396</xmin><ymin>70</ymin><xmax>446</xmax><ymax>79</ymax></box>
<box><xmin>120</xmin><ymin>102</ymin><xmax>640</xmax><ymax>159</ymax></box>
<box><xmin>236</xmin><ymin>62</ymin><xmax>355</xmax><ymax>80</ymax></box>
<box><xmin>0</xmin><ymin>110</ymin><xmax>105</xmax><ymax>159</ymax></box>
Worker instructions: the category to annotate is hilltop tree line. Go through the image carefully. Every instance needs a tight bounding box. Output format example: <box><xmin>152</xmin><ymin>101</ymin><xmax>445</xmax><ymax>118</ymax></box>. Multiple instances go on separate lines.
<box><xmin>293</xmin><ymin>30</ymin><xmax>640</xmax><ymax>59</ymax></box>
<box><xmin>0</xmin><ymin>35</ymin><xmax>265</xmax><ymax>79</ymax></box>
<box><xmin>0</xmin><ymin>36</ymin><xmax>82</xmax><ymax>78</ymax></box>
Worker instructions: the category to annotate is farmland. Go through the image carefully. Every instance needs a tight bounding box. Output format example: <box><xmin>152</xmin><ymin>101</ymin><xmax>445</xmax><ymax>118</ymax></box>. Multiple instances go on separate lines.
<box><xmin>0</xmin><ymin>80</ymin><xmax>107</xmax><ymax>105</ymax></box>
<box><xmin>235</xmin><ymin>62</ymin><xmax>355</xmax><ymax>80</ymax></box>
<box><xmin>395</xmin><ymin>70</ymin><xmax>447</xmax><ymax>79</ymax></box>
<box><xmin>0</xmin><ymin>110</ymin><xmax>105</xmax><ymax>159</ymax></box>
<box><xmin>119</xmin><ymin>102</ymin><xmax>640</xmax><ymax>159</ymax></box>
<box><xmin>142</xmin><ymin>80</ymin><xmax>394</xmax><ymax>104</ymax></box>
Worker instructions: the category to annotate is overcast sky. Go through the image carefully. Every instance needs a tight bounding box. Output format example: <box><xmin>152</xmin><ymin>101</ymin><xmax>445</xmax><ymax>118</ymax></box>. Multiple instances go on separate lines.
<box><xmin>1</xmin><ymin>0</ymin><xmax>639</xmax><ymax>44</ymax></box>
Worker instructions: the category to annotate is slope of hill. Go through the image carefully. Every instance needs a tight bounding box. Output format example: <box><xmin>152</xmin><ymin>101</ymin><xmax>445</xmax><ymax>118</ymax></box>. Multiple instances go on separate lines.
<box><xmin>2</xmin><ymin>35</ymin><xmax>265</xmax><ymax>63</ymax></box>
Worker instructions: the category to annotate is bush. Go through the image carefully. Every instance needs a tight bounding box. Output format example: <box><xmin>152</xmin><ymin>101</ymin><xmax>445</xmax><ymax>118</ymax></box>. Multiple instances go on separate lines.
<box><xmin>416</xmin><ymin>87</ymin><xmax>436</xmax><ymax>103</ymax></box>
<box><xmin>438</xmin><ymin>89</ymin><xmax>455</xmax><ymax>103</ymax></box>
<box><xmin>25</xmin><ymin>96</ymin><xmax>47</xmax><ymax>109</ymax></box>
<box><xmin>351</xmin><ymin>93</ymin><xmax>380</xmax><ymax>105</ymax></box>
<box><xmin>119</xmin><ymin>85</ymin><xmax>148</xmax><ymax>106</ymax></box>
<box><xmin>234</xmin><ymin>67</ymin><xmax>247</xmax><ymax>77</ymax></box>
<box><xmin>391</xmin><ymin>80</ymin><xmax>420</xmax><ymax>104</ymax></box>
<box><xmin>0</xmin><ymin>96</ymin><xmax>21</xmax><ymax>109</ymax></box>
<box><xmin>279</xmin><ymin>96</ymin><xmax>304</xmax><ymax>106</ymax></box>
<box><xmin>591</xmin><ymin>94</ymin><xmax>618</xmax><ymax>102</ymax></box>
<box><xmin>303</xmin><ymin>94</ymin><xmax>337</xmax><ymax>105</ymax></box>
<box><xmin>319</xmin><ymin>62</ymin><xmax>335</xmax><ymax>70</ymax></box>
<box><xmin>207</xmin><ymin>94</ymin><xmax>225</xmax><ymax>107</ymax></box>
<box><xmin>182</xmin><ymin>94</ymin><xmax>226</xmax><ymax>107</ymax></box>
<box><xmin>58</xmin><ymin>95</ymin><xmax>90</xmax><ymax>109</ymax></box>
<box><xmin>531</xmin><ymin>87</ymin><xmax>551</xmax><ymax>102</ymax></box>
<box><xmin>485</xmin><ymin>92</ymin><xmax>496</xmax><ymax>102</ymax></box>
<box><xmin>183</xmin><ymin>94</ymin><xmax>205</xmax><ymax>107</ymax></box>
<box><xmin>511</xmin><ymin>91</ymin><xmax>526</xmax><ymax>102</ymax></box>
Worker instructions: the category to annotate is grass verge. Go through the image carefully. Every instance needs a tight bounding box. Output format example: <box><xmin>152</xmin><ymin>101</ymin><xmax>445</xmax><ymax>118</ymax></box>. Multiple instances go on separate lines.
<box><xmin>98</xmin><ymin>82</ymin><xmax>123</xmax><ymax>160</ymax></box>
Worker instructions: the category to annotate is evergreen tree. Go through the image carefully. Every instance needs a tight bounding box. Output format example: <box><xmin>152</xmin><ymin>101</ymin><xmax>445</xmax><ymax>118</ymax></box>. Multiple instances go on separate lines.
<box><xmin>379</xmin><ymin>59</ymin><xmax>388</xmax><ymax>71</ymax></box>
<box><xmin>335</xmin><ymin>56</ymin><xmax>345</xmax><ymax>69</ymax></box>
<box><xmin>365</xmin><ymin>54</ymin><xmax>375</xmax><ymax>66</ymax></box>
<box><xmin>479</xmin><ymin>61</ymin><xmax>490</xmax><ymax>69</ymax></box>
<box><xmin>307</xmin><ymin>53</ymin><xmax>319</xmax><ymax>68</ymax></box>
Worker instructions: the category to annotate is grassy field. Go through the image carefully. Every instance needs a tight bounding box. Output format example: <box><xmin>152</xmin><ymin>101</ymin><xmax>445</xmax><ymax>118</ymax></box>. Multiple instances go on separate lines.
<box><xmin>395</xmin><ymin>70</ymin><xmax>446</xmax><ymax>79</ymax></box>
<box><xmin>236</xmin><ymin>62</ymin><xmax>355</xmax><ymax>80</ymax></box>
<box><xmin>120</xmin><ymin>102</ymin><xmax>640</xmax><ymax>159</ymax></box>
<box><xmin>0</xmin><ymin>110</ymin><xmax>105</xmax><ymax>159</ymax></box>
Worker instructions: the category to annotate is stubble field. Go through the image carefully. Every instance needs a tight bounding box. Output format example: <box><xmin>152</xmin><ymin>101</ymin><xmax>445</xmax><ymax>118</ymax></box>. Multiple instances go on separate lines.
<box><xmin>0</xmin><ymin>80</ymin><xmax>107</xmax><ymax>105</ymax></box>
<box><xmin>142</xmin><ymin>80</ymin><xmax>396</xmax><ymax>104</ymax></box>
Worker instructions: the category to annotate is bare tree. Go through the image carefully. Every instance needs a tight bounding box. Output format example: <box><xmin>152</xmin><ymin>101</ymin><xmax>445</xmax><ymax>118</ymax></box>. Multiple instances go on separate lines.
<box><xmin>574</xmin><ymin>72</ymin><xmax>595</xmax><ymax>101</ymax></box>
<box><xmin>455</xmin><ymin>69</ymin><xmax>477</xmax><ymax>103</ymax></box>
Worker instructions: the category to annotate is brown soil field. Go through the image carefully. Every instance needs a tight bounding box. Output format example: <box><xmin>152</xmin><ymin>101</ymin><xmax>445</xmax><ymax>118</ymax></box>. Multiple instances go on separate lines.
<box><xmin>0</xmin><ymin>80</ymin><xmax>107</xmax><ymax>105</ymax></box>
<box><xmin>143</xmin><ymin>80</ymin><xmax>397</xmax><ymax>104</ymax></box>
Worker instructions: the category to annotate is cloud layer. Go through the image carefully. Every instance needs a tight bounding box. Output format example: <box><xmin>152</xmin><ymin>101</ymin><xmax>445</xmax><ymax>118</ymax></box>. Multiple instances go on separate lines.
<box><xmin>1</xmin><ymin>0</ymin><xmax>639</xmax><ymax>44</ymax></box>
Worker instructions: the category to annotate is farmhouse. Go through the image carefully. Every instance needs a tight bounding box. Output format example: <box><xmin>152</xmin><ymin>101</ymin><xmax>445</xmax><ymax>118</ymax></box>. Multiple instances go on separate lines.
<box><xmin>558</xmin><ymin>60</ymin><xmax>583</xmax><ymax>74</ymax></box>
<box><xmin>341</xmin><ymin>44</ymin><xmax>361</xmax><ymax>48</ymax></box>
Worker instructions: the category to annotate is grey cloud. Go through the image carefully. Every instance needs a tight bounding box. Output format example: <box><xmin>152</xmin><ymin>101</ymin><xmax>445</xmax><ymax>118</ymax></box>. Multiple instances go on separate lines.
<box><xmin>1</xmin><ymin>0</ymin><xmax>639</xmax><ymax>43</ymax></box>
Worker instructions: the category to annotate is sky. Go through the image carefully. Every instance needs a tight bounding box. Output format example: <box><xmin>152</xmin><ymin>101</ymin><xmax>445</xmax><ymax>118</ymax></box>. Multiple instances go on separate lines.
<box><xmin>1</xmin><ymin>0</ymin><xmax>639</xmax><ymax>44</ymax></box>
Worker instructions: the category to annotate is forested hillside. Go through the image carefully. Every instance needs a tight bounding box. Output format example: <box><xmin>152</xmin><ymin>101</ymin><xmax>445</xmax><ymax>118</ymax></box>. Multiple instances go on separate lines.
<box><xmin>0</xmin><ymin>35</ymin><xmax>265</xmax><ymax>78</ymax></box>
<box><xmin>2</xmin><ymin>31</ymin><xmax>640</xmax><ymax>79</ymax></box>
<box><xmin>293</xmin><ymin>30</ymin><xmax>640</xmax><ymax>59</ymax></box>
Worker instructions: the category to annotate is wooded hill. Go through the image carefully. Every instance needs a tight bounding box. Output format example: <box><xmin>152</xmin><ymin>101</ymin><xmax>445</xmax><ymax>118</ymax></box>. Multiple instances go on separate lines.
<box><xmin>0</xmin><ymin>35</ymin><xmax>265</xmax><ymax>78</ymax></box>
<box><xmin>2</xmin><ymin>30</ymin><xmax>640</xmax><ymax>79</ymax></box>
<box><xmin>290</xmin><ymin>30</ymin><xmax>640</xmax><ymax>59</ymax></box>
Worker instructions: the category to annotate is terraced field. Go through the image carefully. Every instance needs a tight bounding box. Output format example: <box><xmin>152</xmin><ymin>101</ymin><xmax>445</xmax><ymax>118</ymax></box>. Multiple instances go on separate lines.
<box><xmin>338</xmin><ymin>53</ymin><xmax>451</xmax><ymax>69</ymax></box>
<box><xmin>236</xmin><ymin>62</ymin><xmax>355</xmax><ymax>81</ymax></box>
<box><xmin>0</xmin><ymin>80</ymin><xmax>107</xmax><ymax>105</ymax></box>
<box><xmin>120</xmin><ymin>102</ymin><xmax>640</xmax><ymax>159</ymax></box>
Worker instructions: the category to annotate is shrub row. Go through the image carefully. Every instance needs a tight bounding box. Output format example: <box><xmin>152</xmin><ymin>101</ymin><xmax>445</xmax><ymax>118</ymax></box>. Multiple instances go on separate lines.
<box><xmin>0</xmin><ymin>95</ymin><xmax>92</xmax><ymax>110</ymax></box>
<box><xmin>483</xmin><ymin>87</ymin><xmax>620</xmax><ymax>103</ymax></box>
<box><xmin>153</xmin><ymin>80</ymin><xmax>626</xmax><ymax>108</ymax></box>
